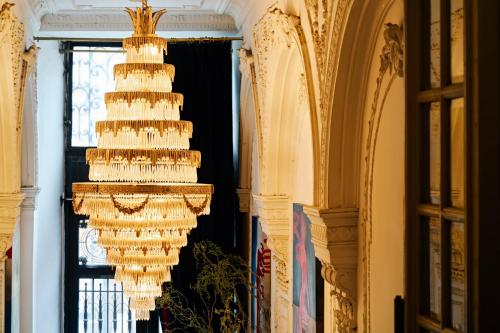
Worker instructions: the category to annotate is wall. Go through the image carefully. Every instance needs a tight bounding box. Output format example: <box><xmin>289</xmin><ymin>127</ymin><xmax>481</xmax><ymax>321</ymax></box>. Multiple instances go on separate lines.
<box><xmin>239</xmin><ymin>0</ymin><xmax>407</xmax><ymax>332</ymax></box>
<box><xmin>33</xmin><ymin>40</ymin><xmax>64</xmax><ymax>333</ymax></box>
<box><xmin>356</xmin><ymin>1</ymin><xmax>405</xmax><ymax>331</ymax></box>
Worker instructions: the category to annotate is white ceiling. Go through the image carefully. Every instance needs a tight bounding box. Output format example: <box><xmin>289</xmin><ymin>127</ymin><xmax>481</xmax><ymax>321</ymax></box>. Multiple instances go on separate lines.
<box><xmin>35</xmin><ymin>0</ymin><xmax>250</xmax><ymax>36</ymax></box>
<box><xmin>55</xmin><ymin>0</ymin><xmax>227</xmax><ymax>12</ymax></box>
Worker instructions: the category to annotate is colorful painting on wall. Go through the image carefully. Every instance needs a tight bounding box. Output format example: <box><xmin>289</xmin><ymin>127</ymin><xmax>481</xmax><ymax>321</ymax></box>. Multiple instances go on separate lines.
<box><xmin>293</xmin><ymin>204</ymin><xmax>317</xmax><ymax>332</ymax></box>
<box><xmin>251</xmin><ymin>216</ymin><xmax>272</xmax><ymax>333</ymax></box>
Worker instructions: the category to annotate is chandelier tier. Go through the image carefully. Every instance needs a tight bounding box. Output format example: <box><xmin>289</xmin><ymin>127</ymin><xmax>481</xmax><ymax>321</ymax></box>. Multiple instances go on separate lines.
<box><xmin>72</xmin><ymin>0</ymin><xmax>213</xmax><ymax>321</ymax></box>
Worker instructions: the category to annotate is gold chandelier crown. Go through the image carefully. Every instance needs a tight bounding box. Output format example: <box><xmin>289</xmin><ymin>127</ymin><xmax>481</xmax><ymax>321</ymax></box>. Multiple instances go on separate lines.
<box><xmin>125</xmin><ymin>0</ymin><xmax>167</xmax><ymax>36</ymax></box>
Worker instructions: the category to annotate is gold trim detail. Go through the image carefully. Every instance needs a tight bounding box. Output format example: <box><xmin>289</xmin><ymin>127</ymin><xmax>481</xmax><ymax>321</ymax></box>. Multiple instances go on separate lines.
<box><xmin>114</xmin><ymin>63</ymin><xmax>175</xmax><ymax>81</ymax></box>
<box><xmin>72</xmin><ymin>183</ymin><xmax>214</xmax><ymax>195</ymax></box>
<box><xmin>105</xmin><ymin>91</ymin><xmax>184</xmax><ymax>107</ymax></box>
<box><xmin>125</xmin><ymin>1</ymin><xmax>166</xmax><ymax>37</ymax></box>
<box><xmin>111</xmin><ymin>194</ymin><xmax>150</xmax><ymax>214</ymax></box>
<box><xmin>123</xmin><ymin>36</ymin><xmax>167</xmax><ymax>52</ymax></box>
<box><xmin>183</xmin><ymin>194</ymin><xmax>210</xmax><ymax>215</ymax></box>
<box><xmin>86</xmin><ymin>149</ymin><xmax>201</xmax><ymax>167</ymax></box>
<box><xmin>95</xmin><ymin>120</ymin><xmax>192</xmax><ymax>137</ymax></box>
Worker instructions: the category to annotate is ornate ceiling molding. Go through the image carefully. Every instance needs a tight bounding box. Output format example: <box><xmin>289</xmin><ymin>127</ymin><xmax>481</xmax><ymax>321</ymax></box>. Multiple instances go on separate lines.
<box><xmin>40</xmin><ymin>11</ymin><xmax>237</xmax><ymax>32</ymax></box>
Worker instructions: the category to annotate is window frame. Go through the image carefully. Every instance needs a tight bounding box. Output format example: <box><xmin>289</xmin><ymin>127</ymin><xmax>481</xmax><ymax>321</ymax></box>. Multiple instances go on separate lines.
<box><xmin>405</xmin><ymin>1</ymin><xmax>469</xmax><ymax>332</ymax></box>
<box><xmin>63</xmin><ymin>41</ymin><xmax>137</xmax><ymax>333</ymax></box>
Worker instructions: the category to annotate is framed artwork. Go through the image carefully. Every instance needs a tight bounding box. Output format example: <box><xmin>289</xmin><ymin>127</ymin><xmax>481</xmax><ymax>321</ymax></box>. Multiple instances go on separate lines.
<box><xmin>293</xmin><ymin>204</ymin><xmax>317</xmax><ymax>332</ymax></box>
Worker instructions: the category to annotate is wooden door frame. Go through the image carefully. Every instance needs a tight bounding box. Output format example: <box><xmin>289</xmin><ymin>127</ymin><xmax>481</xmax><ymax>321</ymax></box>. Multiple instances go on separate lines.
<box><xmin>404</xmin><ymin>0</ymin><xmax>500</xmax><ymax>332</ymax></box>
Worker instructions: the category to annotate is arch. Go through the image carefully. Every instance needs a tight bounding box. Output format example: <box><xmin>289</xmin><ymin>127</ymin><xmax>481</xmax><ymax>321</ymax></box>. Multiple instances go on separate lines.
<box><xmin>252</xmin><ymin>6</ymin><xmax>320</xmax><ymax>204</ymax></box>
<box><xmin>321</xmin><ymin>0</ymin><xmax>404</xmax><ymax>330</ymax></box>
<box><xmin>324</xmin><ymin>0</ymin><xmax>396</xmax><ymax>209</ymax></box>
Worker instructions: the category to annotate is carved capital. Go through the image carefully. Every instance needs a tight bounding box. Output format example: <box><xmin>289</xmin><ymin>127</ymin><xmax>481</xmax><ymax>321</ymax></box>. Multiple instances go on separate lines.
<box><xmin>304</xmin><ymin>206</ymin><xmax>358</xmax><ymax>332</ymax></box>
<box><xmin>253</xmin><ymin>195</ymin><xmax>289</xmax><ymax>237</ymax></box>
<box><xmin>303</xmin><ymin>206</ymin><xmax>358</xmax><ymax>267</ymax></box>
<box><xmin>21</xmin><ymin>187</ymin><xmax>39</xmax><ymax>210</ymax></box>
<box><xmin>0</xmin><ymin>192</ymin><xmax>24</xmax><ymax>256</ymax></box>
<box><xmin>236</xmin><ymin>188</ymin><xmax>250</xmax><ymax>213</ymax></box>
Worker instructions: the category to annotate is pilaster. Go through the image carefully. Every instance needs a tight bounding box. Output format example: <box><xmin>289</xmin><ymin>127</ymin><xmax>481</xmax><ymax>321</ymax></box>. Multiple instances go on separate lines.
<box><xmin>0</xmin><ymin>192</ymin><xmax>24</xmax><ymax>333</ymax></box>
<box><xmin>0</xmin><ymin>193</ymin><xmax>25</xmax><ymax>257</ymax></box>
<box><xmin>304</xmin><ymin>206</ymin><xmax>358</xmax><ymax>333</ymax></box>
<box><xmin>15</xmin><ymin>187</ymin><xmax>38</xmax><ymax>333</ymax></box>
<box><xmin>236</xmin><ymin>188</ymin><xmax>250</xmax><ymax>213</ymax></box>
<box><xmin>253</xmin><ymin>195</ymin><xmax>290</xmax><ymax>333</ymax></box>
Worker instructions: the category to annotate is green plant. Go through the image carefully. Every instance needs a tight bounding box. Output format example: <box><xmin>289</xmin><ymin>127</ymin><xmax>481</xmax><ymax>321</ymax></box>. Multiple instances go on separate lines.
<box><xmin>156</xmin><ymin>241</ymin><xmax>256</xmax><ymax>333</ymax></box>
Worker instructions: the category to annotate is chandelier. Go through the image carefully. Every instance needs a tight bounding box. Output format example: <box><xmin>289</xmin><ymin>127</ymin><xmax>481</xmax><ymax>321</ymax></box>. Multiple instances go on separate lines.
<box><xmin>72</xmin><ymin>0</ymin><xmax>213</xmax><ymax>321</ymax></box>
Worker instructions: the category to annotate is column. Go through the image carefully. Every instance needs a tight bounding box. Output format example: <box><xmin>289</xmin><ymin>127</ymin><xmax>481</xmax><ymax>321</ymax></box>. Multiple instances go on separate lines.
<box><xmin>304</xmin><ymin>206</ymin><xmax>358</xmax><ymax>333</ymax></box>
<box><xmin>253</xmin><ymin>195</ymin><xmax>289</xmax><ymax>333</ymax></box>
<box><xmin>0</xmin><ymin>192</ymin><xmax>25</xmax><ymax>333</ymax></box>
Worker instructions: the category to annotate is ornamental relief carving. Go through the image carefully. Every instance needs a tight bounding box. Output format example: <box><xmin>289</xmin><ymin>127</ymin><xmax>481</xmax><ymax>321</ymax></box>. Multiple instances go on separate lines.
<box><xmin>361</xmin><ymin>23</ymin><xmax>404</xmax><ymax>332</ymax></box>
<box><xmin>0</xmin><ymin>234</ymin><xmax>11</xmax><ymax>259</ymax></box>
<box><xmin>273</xmin><ymin>253</ymin><xmax>289</xmax><ymax>289</ymax></box>
<box><xmin>304</xmin><ymin>0</ymin><xmax>353</xmax><ymax>205</ymax></box>
<box><xmin>268</xmin><ymin>236</ymin><xmax>288</xmax><ymax>262</ymax></box>
<box><xmin>322</xmin><ymin>263</ymin><xmax>356</xmax><ymax>333</ymax></box>
<box><xmin>252</xmin><ymin>7</ymin><xmax>300</xmax><ymax>187</ymax></box>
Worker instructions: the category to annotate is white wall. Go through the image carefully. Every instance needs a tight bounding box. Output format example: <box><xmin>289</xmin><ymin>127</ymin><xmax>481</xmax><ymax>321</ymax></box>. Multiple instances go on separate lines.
<box><xmin>34</xmin><ymin>40</ymin><xmax>64</xmax><ymax>333</ymax></box>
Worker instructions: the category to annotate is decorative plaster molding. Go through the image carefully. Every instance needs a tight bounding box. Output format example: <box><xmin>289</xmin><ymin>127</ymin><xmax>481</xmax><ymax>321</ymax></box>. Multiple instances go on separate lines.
<box><xmin>238</xmin><ymin>48</ymin><xmax>253</xmax><ymax>78</ymax></box>
<box><xmin>361</xmin><ymin>23</ymin><xmax>404</xmax><ymax>332</ymax></box>
<box><xmin>0</xmin><ymin>193</ymin><xmax>25</xmax><ymax>256</ymax></box>
<box><xmin>40</xmin><ymin>12</ymin><xmax>237</xmax><ymax>32</ymax></box>
<box><xmin>311</xmin><ymin>0</ymin><xmax>353</xmax><ymax>206</ymax></box>
<box><xmin>252</xmin><ymin>6</ymin><xmax>299</xmax><ymax>109</ymax></box>
<box><xmin>253</xmin><ymin>195</ymin><xmax>289</xmax><ymax>332</ymax></box>
<box><xmin>304</xmin><ymin>206</ymin><xmax>358</xmax><ymax>332</ymax></box>
<box><xmin>236</xmin><ymin>188</ymin><xmax>250</xmax><ymax>213</ymax></box>
<box><xmin>21</xmin><ymin>187</ymin><xmax>39</xmax><ymax>210</ymax></box>
<box><xmin>29</xmin><ymin>0</ymin><xmax>55</xmax><ymax>19</ymax></box>
<box><xmin>252</xmin><ymin>195</ymin><xmax>288</xmax><ymax>237</ymax></box>
<box><xmin>238</xmin><ymin>48</ymin><xmax>264</xmax><ymax>181</ymax></box>
<box><xmin>252</xmin><ymin>6</ymin><xmax>301</xmax><ymax>191</ymax></box>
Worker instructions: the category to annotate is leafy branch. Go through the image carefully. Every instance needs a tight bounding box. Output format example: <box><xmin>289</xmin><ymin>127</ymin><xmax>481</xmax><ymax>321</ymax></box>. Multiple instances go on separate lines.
<box><xmin>157</xmin><ymin>241</ymin><xmax>261</xmax><ymax>333</ymax></box>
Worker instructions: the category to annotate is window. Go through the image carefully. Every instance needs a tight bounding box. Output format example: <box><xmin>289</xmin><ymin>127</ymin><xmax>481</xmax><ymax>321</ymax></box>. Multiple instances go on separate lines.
<box><xmin>405</xmin><ymin>1</ymin><xmax>467</xmax><ymax>332</ymax></box>
<box><xmin>64</xmin><ymin>43</ymin><xmax>138</xmax><ymax>333</ymax></box>
<box><xmin>71</xmin><ymin>46</ymin><xmax>125</xmax><ymax>147</ymax></box>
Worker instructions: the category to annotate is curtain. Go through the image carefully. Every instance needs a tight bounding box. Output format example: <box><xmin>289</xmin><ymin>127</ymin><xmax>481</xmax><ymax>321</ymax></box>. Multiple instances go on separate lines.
<box><xmin>138</xmin><ymin>41</ymin><xmax>236</xmax><ymax>332</ymax></box>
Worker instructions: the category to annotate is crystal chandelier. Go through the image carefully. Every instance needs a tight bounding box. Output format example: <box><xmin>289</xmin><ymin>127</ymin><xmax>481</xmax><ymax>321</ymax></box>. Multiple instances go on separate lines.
<box><xmin>72</xmin><ymin>0</ymin><xmax>213</xmax><ymax>321</ymax></box>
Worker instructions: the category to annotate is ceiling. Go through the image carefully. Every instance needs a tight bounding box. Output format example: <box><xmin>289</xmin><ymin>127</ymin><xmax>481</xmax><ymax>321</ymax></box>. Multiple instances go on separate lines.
<box><xmin>35</xmin><ymin>0</ymin><xmax>250</xmax><ymax>37</ymax></box>
<box><xmin>54</xmin><ymin>0</ymin><xmax>230</xmax><ymax>12</ymax></box>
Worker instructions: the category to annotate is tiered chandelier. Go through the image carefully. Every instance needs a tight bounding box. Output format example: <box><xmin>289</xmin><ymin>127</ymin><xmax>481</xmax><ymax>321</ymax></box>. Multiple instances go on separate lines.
<box><xmin>72</xmin><ymin>0</ymin><xmax>213</xmax><ymax>321</ymax></box>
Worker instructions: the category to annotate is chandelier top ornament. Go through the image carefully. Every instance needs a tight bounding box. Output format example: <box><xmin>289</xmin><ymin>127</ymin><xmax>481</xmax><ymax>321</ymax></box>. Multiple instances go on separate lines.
<box><xmin>72</xmin><ymin>0</ymin><xmax>213</xmax><ymax>321</ymax></box>
<box><xmin>126</xmin><ymin>0</ymin><xmax>166</xmax><ymax>36</ymax></box>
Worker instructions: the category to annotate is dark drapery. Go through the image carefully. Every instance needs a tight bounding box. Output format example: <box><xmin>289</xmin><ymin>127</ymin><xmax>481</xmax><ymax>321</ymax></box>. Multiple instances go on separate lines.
<box><xmin>138</xmin><ymin>41</ymin><xmax>236</xmax><ymax>332</ymax></box>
